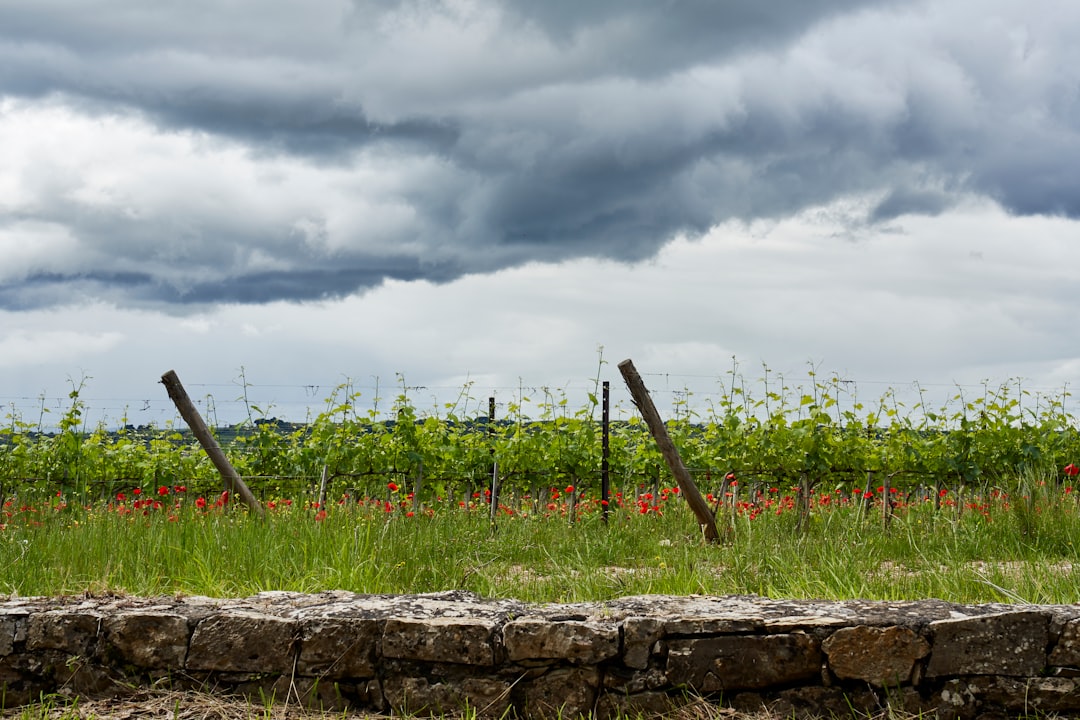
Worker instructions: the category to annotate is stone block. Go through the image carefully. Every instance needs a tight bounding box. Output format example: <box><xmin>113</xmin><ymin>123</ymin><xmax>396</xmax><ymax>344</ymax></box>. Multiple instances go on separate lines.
<box><xmin>382</xmin><ymin>616</ymin><xmax>495</xmax><ymax>666</ymax></box>
<box><xmin>0</xmin><ymin>616</ymin><xmax>20</xmax><ymax>656</ymax></box>
<box><xmin>26</xmin><ymin>610</ymin><xmax>101</xmax><ymax>656</ymax></box>
<box><xmin>926</xmin><ymin>610</ymin><xmax>1048</xmax><ymax>677</ymax></box>
<box><xmin>595</xmin><ymin>689</ymin><xmax>678</xmax><ymax>719</ymax></box>
<box><xmin>520</xmin><ymin>666</ymin><xmax>599</xmax><ymax>720</ymax></box>
<box><xmin>187</xmin><ymin>610</ymin><xmax>295</xmax><ymax>673</ymax></box>
<box><xmin>957</xmin><ymin>675</ymin><xmax>1080</xmax><ymax>714</ymax></box>
<box><xmin>297</xmin><ymin>616</ymin><xmax>380</xmax><ymax>678</ymax></box>
<box><xmin>622</xmin><ymin>617</ymin><xmax>664</xmax><ymax>669</ymax></box>
<box><xmin>503</xmin><ymin>617</ymin><xmax>619</xmax><ymax>665</ymax></box>
<box><xmin>667</xmin><ymin>632</ymin><xmax>820</xmax><ymax>692</ymax></box>
<box><xmin>383</xmin><ymin>674</ymin><xmax>512</xmax><ymax>717</ymax></box>
<box><xmin>1049</xmin><ymin>617</ymin><xmax>1080</xmax><ymax>667</ymax></box>
<box><xmin>101</xmin><ymin>611</ymin><xmax>190</xmax><ymax>669</ymax></box>
<box><xmin>821</xmin><ymin>625</ymin><xmax>929</xmax><ymax>687</ymax></box>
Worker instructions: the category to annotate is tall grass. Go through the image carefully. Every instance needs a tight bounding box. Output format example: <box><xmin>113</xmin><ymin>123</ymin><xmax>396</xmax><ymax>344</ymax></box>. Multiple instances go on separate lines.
<box><xmin>1</xmin><ymin>478</ymin><xmax>1078</xmax><ymax>604</ymax></box>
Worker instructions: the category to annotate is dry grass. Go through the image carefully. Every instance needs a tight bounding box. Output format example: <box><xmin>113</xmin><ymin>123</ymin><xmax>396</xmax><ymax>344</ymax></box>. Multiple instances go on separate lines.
<box><xmin>0</xmin><ymin>689</ymin><xmax>975</xmax><ymax>720</ymax></box>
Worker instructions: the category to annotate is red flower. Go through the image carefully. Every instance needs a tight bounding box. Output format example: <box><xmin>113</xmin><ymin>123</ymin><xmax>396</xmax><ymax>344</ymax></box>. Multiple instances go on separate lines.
<box><xmin>132</xmin><ymin>488</ymin><xmax>141</xmax><ymax>496</ymax></box>
<box><xmin>116</xmin><ymin>492</ymin><xmax>126</xmax><ymax>502</ymax></box>
<box><xmin>725</xmin><ymin>472</ymin><xmax>736</xmax><ymax>482</ymax></box>
<box><xmin>158</xmin><ymin>486</ymin><xmax>169</xmax><ymax>496</ymax></box>
<box><xmin>195</xmin><ymin>497</ymin><xmax>207</xmax><ymax>509</ymax></box>
<box><xmin>387</xmin><ymin>482</ymin><xmax>399</xmax><ymax>492</ymax></box>
<box><xmin>314</xmin><ymin>510</ymin><xmax>327</xmax><ymax>522</ymax></box>
<box><xmin>1065</xmin><ymin>463</ymin><xmax>1079</xmax><ymax>477</ymax></box>
<box><xmin>565</xmin><ymin>485</ymin><xmax>575</xmax><ymax>494</ymax></box>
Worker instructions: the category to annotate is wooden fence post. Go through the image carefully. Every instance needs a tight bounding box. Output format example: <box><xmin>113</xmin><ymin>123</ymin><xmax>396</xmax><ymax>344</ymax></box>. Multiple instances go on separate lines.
<box><xmin>618</xmin><ymin>359</ymin><xmax>724</xmax><ymax>543</ymax></box>
<box><xmin>160</xmin><ymin>370</ymin><xmax>265</xmax><ymax>518</ymax></box>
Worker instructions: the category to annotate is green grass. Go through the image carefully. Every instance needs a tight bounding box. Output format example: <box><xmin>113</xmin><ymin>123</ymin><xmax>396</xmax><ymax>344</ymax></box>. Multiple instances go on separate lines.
<box><xmin>0</xmin><ymin>482</ymin><xmax>1078</xmax><ymax>604</ymax></box>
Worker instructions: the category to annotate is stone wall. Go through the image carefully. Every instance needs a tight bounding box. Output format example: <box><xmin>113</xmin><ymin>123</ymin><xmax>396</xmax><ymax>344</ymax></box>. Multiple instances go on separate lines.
<box><xmin>2</xmin><ymin>591</ymin><xmax>1079</xmax><ymax>718</ymax></box>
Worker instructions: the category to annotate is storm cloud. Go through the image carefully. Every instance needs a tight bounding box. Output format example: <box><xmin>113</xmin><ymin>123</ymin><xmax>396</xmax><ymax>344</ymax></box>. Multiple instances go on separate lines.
<box><xmin>1</xmin><ymin>0</ymin><xmax>1078</xmax><ymax>309</ymax></box>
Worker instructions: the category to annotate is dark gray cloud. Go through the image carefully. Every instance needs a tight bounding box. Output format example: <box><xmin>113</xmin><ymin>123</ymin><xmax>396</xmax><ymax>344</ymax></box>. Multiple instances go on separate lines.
<box><xmin>0</xmin><ymin>0</ymin><xmax>1077</xmax><ymax>310</ymax></box>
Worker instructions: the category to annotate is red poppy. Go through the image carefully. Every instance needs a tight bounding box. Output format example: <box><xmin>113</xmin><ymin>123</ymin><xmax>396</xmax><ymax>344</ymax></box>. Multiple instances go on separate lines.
<box><xmin>1065</xmin><ymin>463</ymin><xmax>1079</xmax><ymax>477</ymax></box>
<box><xmin>116</xmin><ymin>492</ymin><xmax>126</xmax><ymax>502</ymax></box>
<box><xmin>195</xmin><ymin>497</ymin><xmax>207</xmax><ymax>509</ymax></box>
<box><xmin>158</xmin><ymin>486</ymin><xmax>169</xmax><ymax>496</ymax></box>
<box><xmin>387</xmin><ymin>482</ymin><xmax>399</xmax><ymax>492</ymax></box>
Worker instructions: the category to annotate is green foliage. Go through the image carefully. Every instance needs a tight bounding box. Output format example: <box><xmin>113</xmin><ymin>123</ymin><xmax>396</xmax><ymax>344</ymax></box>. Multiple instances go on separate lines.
<box><xmin>1</xmin><ymin>370</ymin><xmax>1079</xmax><ymax>508</ymax></box>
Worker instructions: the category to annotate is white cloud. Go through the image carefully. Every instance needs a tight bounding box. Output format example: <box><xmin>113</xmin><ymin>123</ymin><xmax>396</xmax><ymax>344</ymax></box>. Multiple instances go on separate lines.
<box><xmin>0</xmin><ymin>328</ymin><xmax>123</xmax><ymax>369</ymax></box>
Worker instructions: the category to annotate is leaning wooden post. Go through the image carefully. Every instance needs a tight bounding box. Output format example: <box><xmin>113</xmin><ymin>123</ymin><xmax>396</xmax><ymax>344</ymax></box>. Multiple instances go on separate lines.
<box><xmin>160</xmin><ymin>370</ymin><xmax>265</xmax><ymax>518</ymax></box>
<box><xmin>618</xmin><ymin>359</ymin><xmax>724</xmax><ymax>543</ymax></box>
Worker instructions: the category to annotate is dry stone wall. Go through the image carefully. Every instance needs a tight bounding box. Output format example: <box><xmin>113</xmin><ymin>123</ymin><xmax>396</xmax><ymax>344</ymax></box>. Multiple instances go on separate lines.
<box><xmin>1</xmin><ymin>591</ymin><xmax>1079</xmax><ymax>718</ymax></box>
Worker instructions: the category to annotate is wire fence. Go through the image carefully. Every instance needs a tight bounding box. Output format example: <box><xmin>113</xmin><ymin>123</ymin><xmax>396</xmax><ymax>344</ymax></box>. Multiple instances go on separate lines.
<box><xmin>2</xmin><ymin>370</ymin><xmax>1075</xmax><ymax>433</ymax></box>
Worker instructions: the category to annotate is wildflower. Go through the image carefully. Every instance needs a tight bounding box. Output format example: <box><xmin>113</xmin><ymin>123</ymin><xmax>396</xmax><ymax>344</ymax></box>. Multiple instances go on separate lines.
<box><xmin>116</xmin><ymin>492</ymin><xmax>126</xmax><ymax>502</ymax></box>
<box><xmin>195</xmin><ymin>497</ymin><xmax>207</xmax><ymax>509</ymax></box>
<box><xmin>314</xmin><ymin>510</ymin><xmax>327</xmax><ymax>522</ymax></box>
<box><xmin>388</xmin><ymin>482</ymin><xmax>399</xmax><ymax>492</ymax></box>
<box><xmin>565</xmin><ymin>485</ymin><xmax>575</xmax><ymax>494</ymax></box>
<box><xmin>1065</xmin><ymin>463</ymin><xmax>1079</xmax><ymax>477</ymax></box>
<box><xmin>405</xmin><ymin>511</ymin><xmax>415</xmax><ymax>517</ymax></box>
<box><xmin>158</xmin><ymin>486</ymin><xmax>169</xmax><ymax>496</ymax></box>
<box><xmin>132</xmin><ymin>488</ymin><xmax>141</xmax><ymax>496</ymax></box>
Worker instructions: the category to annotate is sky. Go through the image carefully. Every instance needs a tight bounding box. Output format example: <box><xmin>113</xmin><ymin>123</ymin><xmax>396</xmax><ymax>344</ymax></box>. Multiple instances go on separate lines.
<box><xmin>2</xmin><ymin>0</ymin><xmax>1080</xmax><ymax>429</ymax></box>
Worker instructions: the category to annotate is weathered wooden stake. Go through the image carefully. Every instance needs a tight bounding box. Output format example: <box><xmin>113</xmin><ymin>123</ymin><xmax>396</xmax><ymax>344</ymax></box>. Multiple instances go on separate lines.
<box><xmin>601</xmin><ymin>380</ymin><xmax>610</xmax><ymax>523</ymax></box>
<box><xmin>160</xmin><ymin>370</ymin><xmax>265</xmax><ymax>518</ymax></box>
<box><xmin>317</xmin><ymin>465</ymin><xmax>330</xmax><ymax>510</ymax></box>
<box><xmin>618</xmin><ymin>359</ymin><xmax>723</xmax><ymax>543</ymax></box>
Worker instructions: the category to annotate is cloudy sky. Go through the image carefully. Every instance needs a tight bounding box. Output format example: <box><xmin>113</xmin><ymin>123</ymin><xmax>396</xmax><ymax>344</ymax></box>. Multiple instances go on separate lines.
<box><xmin>2</xmin><ymin>0</ymin><xmax>1079</xmax><ymax>428</ymax></box>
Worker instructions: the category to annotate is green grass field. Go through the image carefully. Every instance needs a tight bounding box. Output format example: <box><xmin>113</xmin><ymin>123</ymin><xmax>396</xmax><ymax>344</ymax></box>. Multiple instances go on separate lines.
<box><xmin>3</xmin><ymin>475</ymin><xmax>1077</xmax><ymax>605</ymax></box>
